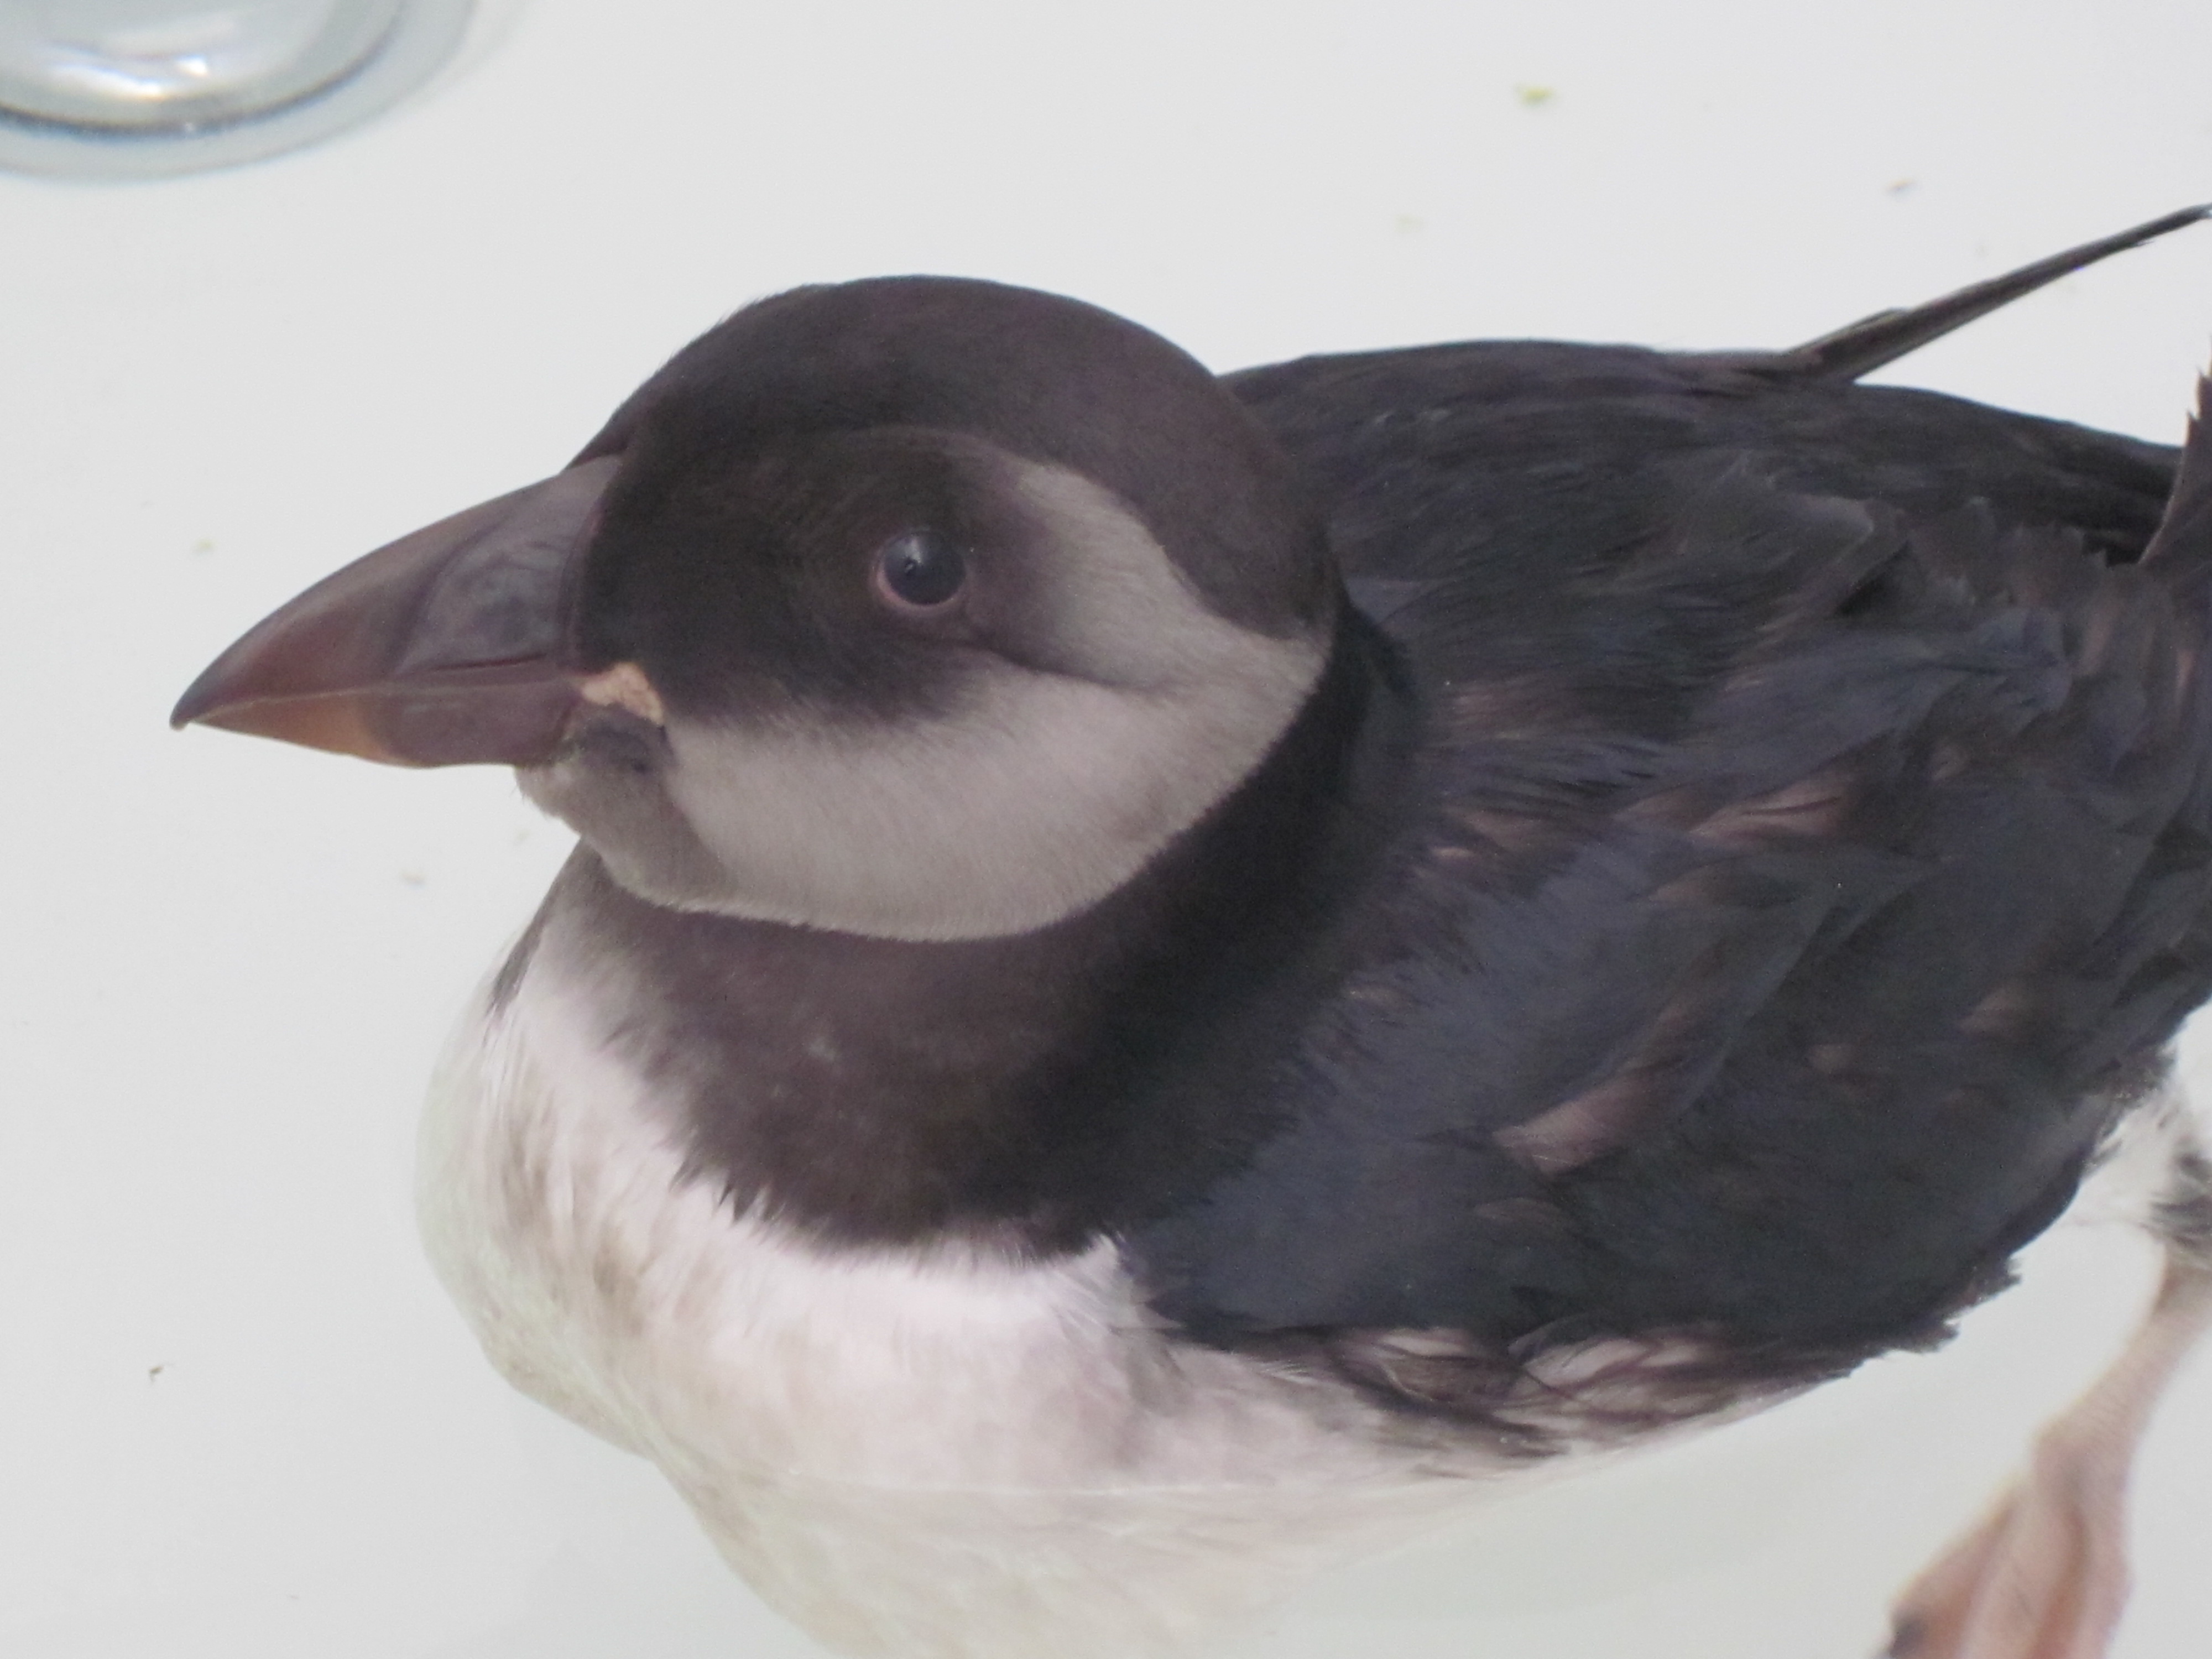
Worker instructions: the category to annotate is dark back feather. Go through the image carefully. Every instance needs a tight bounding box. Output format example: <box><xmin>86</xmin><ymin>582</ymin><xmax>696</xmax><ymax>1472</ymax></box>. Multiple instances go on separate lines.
<box><xmin>1130</xmin><ymin>341</ymin><xmax>2212</xmax><ymax>1435</ymax></box>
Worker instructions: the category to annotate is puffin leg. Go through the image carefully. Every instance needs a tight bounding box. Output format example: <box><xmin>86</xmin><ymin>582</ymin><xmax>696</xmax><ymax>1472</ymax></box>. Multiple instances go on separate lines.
<box><xmin>1885</xmin><ymin>1140</ymin><xmax>2212</xmax><ymax>1659</ymax></box>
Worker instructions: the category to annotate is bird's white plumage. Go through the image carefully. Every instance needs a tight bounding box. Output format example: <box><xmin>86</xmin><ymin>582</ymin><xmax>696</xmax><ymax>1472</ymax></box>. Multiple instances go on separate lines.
<box><xmin>411</xmin><ymin>907</ymin><xmax>2212</xmax><ymax>1657</ymax></box>
<box><xmin>416</xmin><ymin>931</ymin><xmax>1528</xmax><ymax>1657</ymax></box>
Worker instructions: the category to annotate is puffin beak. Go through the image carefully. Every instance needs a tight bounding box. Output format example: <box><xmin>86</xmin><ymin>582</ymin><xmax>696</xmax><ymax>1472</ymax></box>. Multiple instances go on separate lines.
<box><xmin>170</xmin><ymin>457</ymin><xmax>622</xmax><ymax>768</ymax></box>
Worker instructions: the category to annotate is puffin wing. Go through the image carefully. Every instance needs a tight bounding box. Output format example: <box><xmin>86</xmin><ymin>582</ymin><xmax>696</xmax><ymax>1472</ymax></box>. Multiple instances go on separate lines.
<box><xmin>1136</xmin><ymin>378</ymin><xmax>2212</xmax><ymax>1442</ymax></box>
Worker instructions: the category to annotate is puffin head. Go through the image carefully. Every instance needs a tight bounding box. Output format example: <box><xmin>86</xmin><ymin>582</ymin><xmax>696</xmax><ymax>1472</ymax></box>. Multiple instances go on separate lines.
<box><xmin>173</xmin><ymin>278</ymin><xmax>1337</xmax><ymax>940</ymax></box>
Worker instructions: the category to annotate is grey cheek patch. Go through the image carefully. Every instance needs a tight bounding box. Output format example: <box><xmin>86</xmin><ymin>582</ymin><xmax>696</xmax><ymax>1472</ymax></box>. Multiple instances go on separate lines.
<box><xmin>659</xmin><ymin>632</ymin><xmax>1326</xmax><ymax>940</ymax></box>
<box><xmin>628</xmin><ymin>460</ymin><xmax>1330</xmax><ymax>940</ymax></box>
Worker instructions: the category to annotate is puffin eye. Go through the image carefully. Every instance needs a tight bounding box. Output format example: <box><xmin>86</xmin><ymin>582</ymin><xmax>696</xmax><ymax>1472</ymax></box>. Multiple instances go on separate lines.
<box><xmin>874</xmin><ymin>530</ymin><xmax>967</xmax><ymax>610</ymax></box>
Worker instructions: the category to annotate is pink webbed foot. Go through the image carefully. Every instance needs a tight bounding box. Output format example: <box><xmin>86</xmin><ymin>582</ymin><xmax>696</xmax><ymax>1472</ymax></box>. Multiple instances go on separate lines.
<box><xmin>1885</xmin><ymin>1242</ymin><xmax>2212</xmax><ymax>1659</ymax></box>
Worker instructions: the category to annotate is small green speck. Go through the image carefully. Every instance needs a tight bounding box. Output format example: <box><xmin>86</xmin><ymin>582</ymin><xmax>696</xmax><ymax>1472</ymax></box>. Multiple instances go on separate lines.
<box><xmin>1516</xmin><ymin>85</ymin><xmax>1557</xmax><ymax>109</ymax></box>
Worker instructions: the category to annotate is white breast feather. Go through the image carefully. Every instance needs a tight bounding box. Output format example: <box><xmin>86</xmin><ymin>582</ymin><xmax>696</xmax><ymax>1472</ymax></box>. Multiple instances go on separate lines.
<box><xmin>414</xmin><ymin>947</ymin><xmax>1527</xmax><ymax>1659</ymax></box>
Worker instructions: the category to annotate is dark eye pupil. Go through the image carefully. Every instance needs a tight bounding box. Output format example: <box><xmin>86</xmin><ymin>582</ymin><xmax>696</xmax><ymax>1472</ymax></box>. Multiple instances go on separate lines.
<box><xmin>878</xmin><ymin>531</ymin><xmax>966</xmax><ymax>608</ymax></box>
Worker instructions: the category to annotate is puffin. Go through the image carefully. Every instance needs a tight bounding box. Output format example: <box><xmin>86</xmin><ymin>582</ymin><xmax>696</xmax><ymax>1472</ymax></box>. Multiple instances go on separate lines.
<box><xmin>175</xmin><ymin>205</ymin><xmax>2212</xmax><ymax>1659</ymax></box>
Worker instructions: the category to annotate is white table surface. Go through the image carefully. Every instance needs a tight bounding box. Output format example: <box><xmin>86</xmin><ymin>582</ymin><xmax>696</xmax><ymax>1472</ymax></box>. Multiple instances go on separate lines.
<box><xmin>6</xmin><ymin>3</ymin><xmax>2212</xmax><ymax>1656</ymax></box>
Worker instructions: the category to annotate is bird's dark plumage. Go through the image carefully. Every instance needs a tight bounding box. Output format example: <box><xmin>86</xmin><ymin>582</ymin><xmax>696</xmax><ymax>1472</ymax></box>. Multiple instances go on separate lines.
<box><xmin>173</xmin><ymin>206</ymin><xmax>2212</xmax><ymax>1658</ymax></box>
<box><xmin>1124</xmin><ymin>317</ymin><xmax>2212</xmax><ymax>1417</ymax></box>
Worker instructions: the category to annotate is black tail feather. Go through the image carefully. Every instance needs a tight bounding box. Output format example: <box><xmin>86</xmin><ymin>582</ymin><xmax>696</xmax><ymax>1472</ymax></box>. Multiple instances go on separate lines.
<box><xmin>2143</xmin><ymin>375</ymin><xmax>2212</xmax><ymax>598</ymax></box>
<box><xmin>1734</xmin><ymin>204</ymin><xmax>2210</xmax><ymax>384</ymax></box>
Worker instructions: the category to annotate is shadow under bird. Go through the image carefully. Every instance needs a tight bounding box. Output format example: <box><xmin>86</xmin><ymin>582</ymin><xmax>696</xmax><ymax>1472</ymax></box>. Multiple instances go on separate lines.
<box><xmin>176</xmin><ymin>205</ymin><xmax>2212</xmax><ymax>1659</ymax></box>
